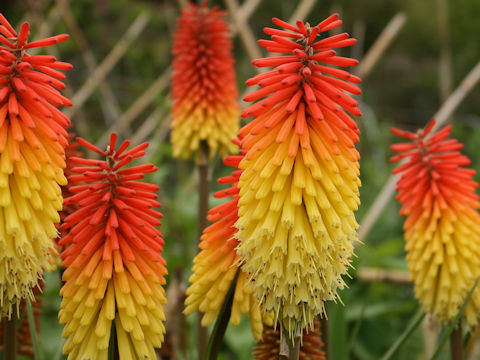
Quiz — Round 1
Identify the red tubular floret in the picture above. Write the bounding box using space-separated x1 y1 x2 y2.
272 17 298 32
23 34 69 49
0 14 17 36
263 27 302 39
17 22 30 48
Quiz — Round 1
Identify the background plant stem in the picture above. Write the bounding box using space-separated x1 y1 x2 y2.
321 308 330 360
197 141 210 359
450 320 463 360
4 312 17 360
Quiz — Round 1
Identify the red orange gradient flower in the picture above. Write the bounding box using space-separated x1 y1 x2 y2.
391 120 480 325
0 14 71 316
185 147 265 340
59 134 167 359
171 2 239 160
236 15 362 336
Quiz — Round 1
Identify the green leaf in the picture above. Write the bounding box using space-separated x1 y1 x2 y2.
329 302 348 360
205 269 239 360
26 298 42 360
347 302 366 357
380 309 425 360
430 278 480 360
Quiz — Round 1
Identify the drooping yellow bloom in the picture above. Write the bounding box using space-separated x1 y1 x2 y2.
0 15 71 316
170 3 239 160
391 120 480 325
235 15 362 336
185 152 265 340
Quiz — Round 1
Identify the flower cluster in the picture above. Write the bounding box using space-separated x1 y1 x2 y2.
0 14 71 316
171 2 239 160
59 134 167 359
185 148 265 340
236 15 361 336
391 120 480 325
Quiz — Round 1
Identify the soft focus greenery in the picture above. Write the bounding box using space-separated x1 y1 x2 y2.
5 0 480 359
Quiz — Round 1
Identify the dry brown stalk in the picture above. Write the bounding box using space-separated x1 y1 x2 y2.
95 66 172 148
356 12 407 79
129 107 164 147
65 11 150 118
437 0 453 103
289 0 317 24
224 0 263 62
356 267 411 285
55 0 121 123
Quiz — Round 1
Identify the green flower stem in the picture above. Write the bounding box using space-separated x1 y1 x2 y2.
205 270 239 360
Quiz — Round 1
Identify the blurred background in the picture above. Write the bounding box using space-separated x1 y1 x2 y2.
3 0 480 359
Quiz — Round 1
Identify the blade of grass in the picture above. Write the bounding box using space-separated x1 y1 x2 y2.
54 339 64 360
329 302 347 360
431 278 480 360
26 299 42 360
205 269 239 360
347 302 366 357
380 309 425 360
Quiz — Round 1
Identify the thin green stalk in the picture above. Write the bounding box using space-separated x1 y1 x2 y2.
347 302 366 357
26 299 41 360
54 340 65 360
205 270 239 360
380 309 425 360
4 312 17 360
431 278 479 360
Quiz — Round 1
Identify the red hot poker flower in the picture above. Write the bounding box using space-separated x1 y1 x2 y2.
59 134 167 359
391 120 480 325
185 147 266 340
236 14 361 337
0 14 72 316
170 2 239 160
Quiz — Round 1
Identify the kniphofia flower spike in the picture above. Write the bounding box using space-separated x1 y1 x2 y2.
185 147 265 340
59 134 167 359
391 120 480 325
0 14 71 316
171 2 239 160
236 14 362 336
